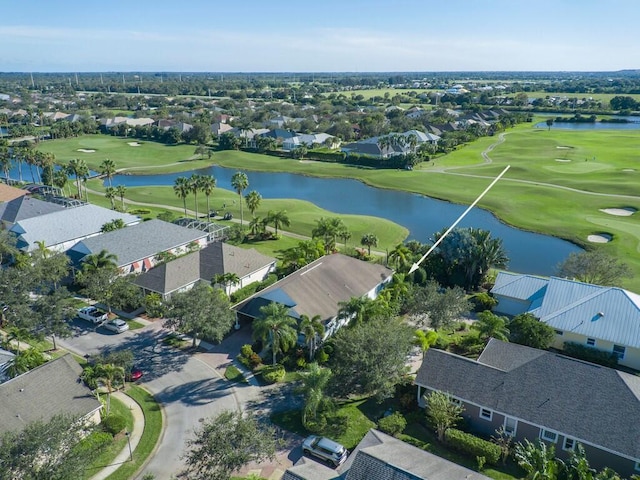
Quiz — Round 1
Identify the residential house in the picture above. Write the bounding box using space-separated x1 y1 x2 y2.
0 195 66 230
0 354 102 436
9 204 140 253
133 241 276 300
0 348 15 384
100 116 155 129
67 219 208 275
234 253 393 338
282 133 338 151
491 272 640 371
157 119 193 133
282 429 491 480
210 122 233 137
0 183 29 203
415 339 640 477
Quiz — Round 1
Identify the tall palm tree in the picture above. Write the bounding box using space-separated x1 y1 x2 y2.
249 216 267 236
212 272 240 295
252 302 298 365
100 158 117 187
96 363 125 415
312 217 346 254
173 176 190 217
115 184 127 210
39 151 55 186
105 186 117 209
360 233 378 256
266 210 290 236
189 174 202 219
299 363 332 428
67 158 88 198
82 249 118 274
245 190 262 218
231 171 249 227
299 314 325 361
199 175 216 216
0 146 11 180
52 167 70 197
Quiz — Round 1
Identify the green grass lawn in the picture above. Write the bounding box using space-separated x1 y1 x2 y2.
104 386 163 480
80 396 134 480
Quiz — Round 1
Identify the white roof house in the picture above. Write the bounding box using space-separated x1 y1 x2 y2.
10 204 140 253
491 272 640 371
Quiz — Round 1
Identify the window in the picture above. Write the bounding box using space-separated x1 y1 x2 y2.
554 329 564 336
504 417 518 436
613 344 626 360
541 429 558 443
586 338 596 347
563 437 576 451
480 408 493 421
634 461 640 472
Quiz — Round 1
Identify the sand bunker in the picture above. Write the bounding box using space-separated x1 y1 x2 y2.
127 142 141 147
77 148 95 153
588 233 612 243
623 168 635 172
556 146 571 149
600 207 636 216
555 159 571 162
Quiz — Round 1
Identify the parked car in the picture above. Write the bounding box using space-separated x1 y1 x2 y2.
126 365 143 382
302 435 347 467
223 212 233 220
77 306 108 324
208 210 218 218
103 319 129 334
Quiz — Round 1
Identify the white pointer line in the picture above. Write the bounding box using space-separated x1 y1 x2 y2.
408 165 511 274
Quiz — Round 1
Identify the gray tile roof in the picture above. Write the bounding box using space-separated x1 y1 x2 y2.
282 457 338 480
132 242 275 295
68 219 207 267
234 254 393 322
0 354 102 435
0 195 65 225
415 339 640 460
10 204 140 252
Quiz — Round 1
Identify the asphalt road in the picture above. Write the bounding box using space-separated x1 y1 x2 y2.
57 320 254 479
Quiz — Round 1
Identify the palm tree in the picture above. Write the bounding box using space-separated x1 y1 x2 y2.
173 176 190 217
116 185 127 210
104 186 117 209
6 326 32 352
245 190 262 218
82 249 118 274
96 363 125 415
231 171 249 227
0 146 11 180
360 233 378 256
52 167 70 197
39 152 55 185
6 348 46 378
299 314 325 361
189 174 202 219
337 296 374 326
312 217 347 254
252 302 298 365
199 175 216 216
388 243 411 270
100 158 117 187
67 158 88 198
414 329 438 359
299 363 332 428
249 216 267 236
266 210 290 236
472 311 510 341
212 272 240 295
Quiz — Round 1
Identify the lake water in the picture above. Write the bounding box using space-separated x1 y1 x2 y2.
535 119 640 130
110 166 582 276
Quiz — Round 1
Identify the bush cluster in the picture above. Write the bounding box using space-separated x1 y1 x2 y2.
230 274 278 303
563 342 618 368
237 344 263 370
377 411 407 437
103 414 127 436
260 364 285 384
444 428 501 465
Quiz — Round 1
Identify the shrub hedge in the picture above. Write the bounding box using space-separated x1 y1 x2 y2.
260 364 285 384
103 414 127 436
444 428 501 465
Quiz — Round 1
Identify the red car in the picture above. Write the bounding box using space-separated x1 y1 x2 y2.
126 366 143 382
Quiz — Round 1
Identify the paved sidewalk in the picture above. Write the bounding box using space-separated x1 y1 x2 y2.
90 390 145 480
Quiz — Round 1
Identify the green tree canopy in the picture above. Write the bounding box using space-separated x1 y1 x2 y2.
425 390 463 442
164 282 236 347
327 316 414 400
509 312 555 349
557 249 633 287
403 280 471 329
252 302 298 365
180 410 278 480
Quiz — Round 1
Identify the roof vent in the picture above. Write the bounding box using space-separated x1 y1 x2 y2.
597 311 604 317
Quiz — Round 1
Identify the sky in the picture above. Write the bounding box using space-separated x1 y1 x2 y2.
1 0 638 73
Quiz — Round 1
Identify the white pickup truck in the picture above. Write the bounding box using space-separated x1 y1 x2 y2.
77 306 108 324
